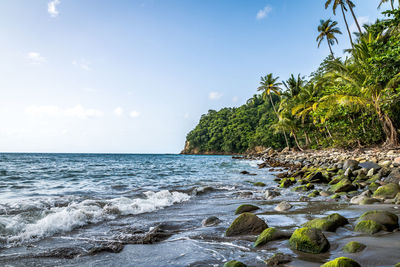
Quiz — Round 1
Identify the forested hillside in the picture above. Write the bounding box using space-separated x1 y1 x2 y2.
183 8 400 154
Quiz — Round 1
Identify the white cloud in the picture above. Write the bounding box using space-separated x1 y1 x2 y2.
209 91 223 100
232 96 239 103
350 16 370 34
256 5 272 20
25 104 103 119
129 110 141 118
114 107 124 117
73 59 92 71
27 52 46 65
48 0 61 17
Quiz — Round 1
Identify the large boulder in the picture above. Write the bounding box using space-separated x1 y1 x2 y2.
330 179 356 193
355 220 383 234
385 168 400 184
359 161 381 171
357 210 399 231
289 227 330 254
225 213 268 236
235 204 260 215
343 160 359 171
342 241 366 253
302 213 348 232
321 257 361 267
372 183 400 199
253 228 291 247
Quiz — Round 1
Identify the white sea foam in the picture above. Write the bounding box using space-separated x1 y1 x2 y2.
3 190 190 245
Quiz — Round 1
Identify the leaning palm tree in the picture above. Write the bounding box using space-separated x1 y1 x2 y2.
325 0 354 47
378 0 398 10
257 74 290 148
345 0 362 34
316 19 342 58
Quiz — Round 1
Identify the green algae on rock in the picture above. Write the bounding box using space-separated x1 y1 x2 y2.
302 213 348 232
372 183 400 199
235 204 259 215
289 227 330 254
330 178 356 193
223 260 247 267
225 212 268 237
342 241 366 253
358 210 399 231
253 228 291 247
354 220 383 234
253 182 266 187
321 257 361 267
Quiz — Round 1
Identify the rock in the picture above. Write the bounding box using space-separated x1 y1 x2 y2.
394 157 400 167
253 182 266 187
202 216 221 227
225 213 268 237
264 189 280 199
372 183 400 199
280 178 295 188
321 257 361 267
354 220 383 234
88 242 124 254
302 213 348 232
240 171 256 176
357 210 399 231
224 260 247 267
344 168 353 178
380 160 392 168
342 241 366 253
274 201 292 212
288 227 330 254
293 183 314 192
320 191 331 197
359 161 381 171
359 197 380 205
238 191 253 198
343 160 359 171
385 168 400 184
330 179 356 193
253 228 291 247
235 204 260 215
367 168 375 177
308 190 320 198
264 253 292 266
306 172 328 183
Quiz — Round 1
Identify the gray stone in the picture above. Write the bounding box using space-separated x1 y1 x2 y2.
343 160 359 171
274 201 292 212
367 168 375 177
385 168 400 184
359 161 381 171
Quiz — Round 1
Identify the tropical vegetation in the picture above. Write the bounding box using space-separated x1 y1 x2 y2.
183 3 400 154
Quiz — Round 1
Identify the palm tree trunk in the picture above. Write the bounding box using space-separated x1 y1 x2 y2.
347 1 362 34
391 0 394 11
375 103 399 147
327 39 335 58
293 131 304 151
341 4 354 48
269 94 290 148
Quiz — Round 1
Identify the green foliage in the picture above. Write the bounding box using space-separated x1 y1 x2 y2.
184 7 400 154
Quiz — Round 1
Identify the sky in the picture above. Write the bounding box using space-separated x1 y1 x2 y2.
0 0 390 153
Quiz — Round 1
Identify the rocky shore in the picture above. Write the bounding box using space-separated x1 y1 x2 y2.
223 147 400 266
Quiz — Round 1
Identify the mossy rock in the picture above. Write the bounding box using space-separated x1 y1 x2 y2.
366 174 380 184
253 182 266 187
223 260 247 267
354 220 383 234
253 227 290 247
394 263 400 267
280 178 295 188
359 197 380 205
368 182 380 192
358 210 399 231
321 257 361 267
305 171 329 183
329 175 345 185
289 227 330 254
331 194 341 199
225 213 268 237
330 179 356 193
308 190 320 198
372 183 400 199
342 241 366 253
264 253 292 266
294 183 314 192
302 213 348 232
235 204 259 215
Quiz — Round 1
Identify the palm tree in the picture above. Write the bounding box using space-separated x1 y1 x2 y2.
316 19 342 58
378 0 398 10
325 0 354 47
257 74 290 148
282 74 305 98
345 0 362 34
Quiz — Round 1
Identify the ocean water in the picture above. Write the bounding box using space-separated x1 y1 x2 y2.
0 154 265 249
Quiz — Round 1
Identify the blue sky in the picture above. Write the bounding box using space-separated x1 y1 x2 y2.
0 0 389 153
